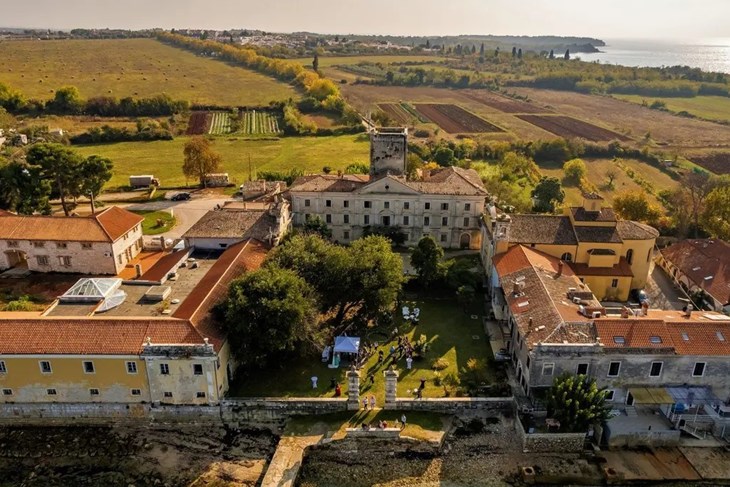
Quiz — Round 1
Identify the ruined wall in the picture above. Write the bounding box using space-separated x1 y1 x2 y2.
515 414 586 453
389 397 513 415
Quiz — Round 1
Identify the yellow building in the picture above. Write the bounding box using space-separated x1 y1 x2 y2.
482 193 659 301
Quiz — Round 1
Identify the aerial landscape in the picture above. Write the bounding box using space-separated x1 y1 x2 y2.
2 1 730 486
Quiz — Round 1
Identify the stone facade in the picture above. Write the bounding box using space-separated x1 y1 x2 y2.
515 414 586 453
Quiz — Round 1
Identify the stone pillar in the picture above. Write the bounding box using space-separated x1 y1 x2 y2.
347 366 360 410
384 366 399 409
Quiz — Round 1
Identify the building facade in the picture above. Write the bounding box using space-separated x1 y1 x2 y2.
288 128 488 249
0 206 144 275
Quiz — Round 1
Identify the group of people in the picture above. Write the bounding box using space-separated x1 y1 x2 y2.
361 394 377 410
360 414 407 431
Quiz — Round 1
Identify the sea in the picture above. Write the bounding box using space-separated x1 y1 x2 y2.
575 39 730 74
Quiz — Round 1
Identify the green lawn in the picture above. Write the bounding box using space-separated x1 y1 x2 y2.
615 94 730 122
75 134 370 189
228 297 496 403
132 210 176 235
0 38 297 106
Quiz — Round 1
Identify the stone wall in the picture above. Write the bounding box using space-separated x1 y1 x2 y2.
515 414 586 453
606 428 680 448
389 397 513 415
221 398 349 425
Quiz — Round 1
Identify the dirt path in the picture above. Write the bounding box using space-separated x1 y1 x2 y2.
261 434 324 487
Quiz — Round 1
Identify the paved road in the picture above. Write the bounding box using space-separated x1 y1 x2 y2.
124 193 230 239
644 257 689 311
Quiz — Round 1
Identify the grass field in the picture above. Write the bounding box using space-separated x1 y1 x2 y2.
76 134 370 188
614 94 730 123
0 38 297 106
293 55 448 68
132 210 176 235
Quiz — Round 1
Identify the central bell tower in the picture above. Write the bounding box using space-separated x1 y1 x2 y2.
369 127 407 178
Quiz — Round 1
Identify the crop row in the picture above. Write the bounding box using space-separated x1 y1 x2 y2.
208 111 231 135
241 110 281 135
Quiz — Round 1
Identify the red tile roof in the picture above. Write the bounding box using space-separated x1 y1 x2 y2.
660 239 730 306
595 319 675 349
94 206 144 241
668 322 730 355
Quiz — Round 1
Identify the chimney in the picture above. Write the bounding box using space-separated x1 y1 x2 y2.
528 317 533 328
621 307 630 319
641 301 649 316
557 261 564 278
513 282 521 295
135 263 143 278
685 304 693 318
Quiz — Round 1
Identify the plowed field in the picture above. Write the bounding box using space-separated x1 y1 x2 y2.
517 115 631 142
414 104 503 133
462 91 551 113
688 152 730 174
378 103 412 124
186 111 210 135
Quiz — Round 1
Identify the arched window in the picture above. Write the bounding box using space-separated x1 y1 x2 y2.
626 249 634 265
561 252 573 262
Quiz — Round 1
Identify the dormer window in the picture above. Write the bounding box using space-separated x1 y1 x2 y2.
649 336 662 344
613 336 625 345
718 331 726 342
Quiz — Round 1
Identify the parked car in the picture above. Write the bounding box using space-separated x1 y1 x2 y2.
630 289 649 304
494 348 510 362
171 192 191 201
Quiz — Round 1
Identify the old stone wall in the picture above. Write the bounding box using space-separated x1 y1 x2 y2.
221 398 349 425
389 397 513 415
515 414 586 453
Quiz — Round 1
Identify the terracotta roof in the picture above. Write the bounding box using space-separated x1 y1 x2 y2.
288 174 369 192
0 317 200 355
183 209 276 241
595 319 675 350
570 206 616 222
0 206 142 243
617 220 660 240
507 215 578 245
660 239 730 305
668 322 730 355
569 257 634 277
574 225 622 243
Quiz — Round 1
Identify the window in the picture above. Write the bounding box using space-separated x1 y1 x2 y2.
325 199 332 207
463 217 470 227
81 242 93 250
58 256 72 267
560 252 573 262
424 216 430 226
39 361 52 374
693 362 706 377
131 389 141 396
304 214 310 222
193 364 203 375
47 388 57 395
649 336 662 344
384 201 390 209
424 202 431 210
343 200 350 208
649 361 663 377
56 242 67 249
126 361 137 374
216 359 220 370
717 331 726 342
440 234 447 243
196 392 206 398
363 215 370 225
33 241 45 248
325 214 332 224
6 241 18 248
577 363 589 375
464 203 471 211
160 363 169 375
2 389 12 396
343 214 350 224
611 279 619 288
89 388 100 396
364 201 372 209
343 231 350 240
0 361 5 374
441 217 448 226
605 390 615 401
382 216 390 226
403 202 410 210
441 203 449 211
403 216 410 225
608 361 621 377
647 248 652 262
36 256 49 266
163 392 173 398
83 361 95 374
626 249 634 265
118 254 123 265
304 199 311 207
542 363 555 376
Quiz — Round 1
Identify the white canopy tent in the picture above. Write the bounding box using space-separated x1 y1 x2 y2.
333 336 360 355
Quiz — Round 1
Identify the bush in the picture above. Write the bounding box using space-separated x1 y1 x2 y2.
431 357 450 371
4 296 35 311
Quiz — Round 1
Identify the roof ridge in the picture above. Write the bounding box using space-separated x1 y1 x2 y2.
92 206 115 241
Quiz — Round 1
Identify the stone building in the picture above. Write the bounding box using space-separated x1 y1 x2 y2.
287 128 488 249
0 206 144 275
482 193 659 301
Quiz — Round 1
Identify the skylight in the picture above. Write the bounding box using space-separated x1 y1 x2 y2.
681 332 690 341
649 336 662 344
613 336 625 344
692 267 701 271
718 331 726 342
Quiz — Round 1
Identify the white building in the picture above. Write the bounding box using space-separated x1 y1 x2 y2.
287 129 488 249
0 206 144 275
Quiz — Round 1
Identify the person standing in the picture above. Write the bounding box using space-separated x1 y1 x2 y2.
401 414 407 430
369 395 376 410
406 356 413 370
419 378 426 390
311 376 318 389
362 397 368 410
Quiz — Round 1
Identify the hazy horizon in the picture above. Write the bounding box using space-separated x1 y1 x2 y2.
1 0 728 42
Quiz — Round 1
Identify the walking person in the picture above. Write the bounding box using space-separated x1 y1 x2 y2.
401 414 407 430
406 356 413 370
362 397 368 410
419 378 426 390
369 394 376 410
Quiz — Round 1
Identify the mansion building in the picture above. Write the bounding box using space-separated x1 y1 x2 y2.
287 128 488 249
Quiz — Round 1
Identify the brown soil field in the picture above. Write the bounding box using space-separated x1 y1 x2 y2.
461 90 552 113
378 103 412 124
414 103 503 133
518 114 631 142
686 152 730 174
186 111 210 135
511 88 730 149
302 112 343 129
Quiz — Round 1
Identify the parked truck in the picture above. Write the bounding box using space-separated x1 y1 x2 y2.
129 175 160 188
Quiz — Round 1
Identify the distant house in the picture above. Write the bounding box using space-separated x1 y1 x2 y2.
0 206 144 275
658 239 730 313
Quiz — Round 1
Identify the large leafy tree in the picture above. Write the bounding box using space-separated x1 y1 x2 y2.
182 137 222 187
531 176 564 213
701 185 730 240
76 155 113 213
563 158 587 184
222 266 321 368
26 143 83 216
48 85 84 114
302 215 332 239
546 373 610 433
410 236 444 288
348 235 404 319
612 190 662 224
0 161 52 215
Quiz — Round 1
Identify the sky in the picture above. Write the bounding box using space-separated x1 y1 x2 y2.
1 0 729 42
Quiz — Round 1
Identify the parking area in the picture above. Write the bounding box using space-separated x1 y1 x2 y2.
645 258 689 311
